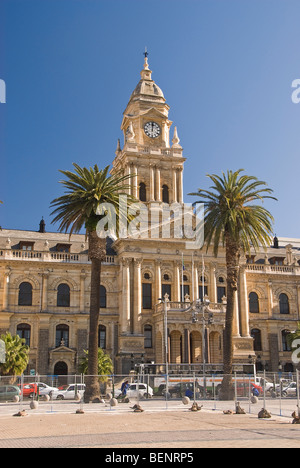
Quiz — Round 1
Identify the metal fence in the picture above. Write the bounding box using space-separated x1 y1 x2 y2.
0 371 299 419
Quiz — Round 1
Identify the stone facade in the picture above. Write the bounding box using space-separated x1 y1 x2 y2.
0 57 299 375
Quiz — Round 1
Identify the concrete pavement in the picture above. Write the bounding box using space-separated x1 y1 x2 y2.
0 400 299 448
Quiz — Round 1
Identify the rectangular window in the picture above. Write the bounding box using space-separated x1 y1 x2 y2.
162 284 172 301
142 283 152 309
199 285 208 302
180 284 190 302
217 286 226 303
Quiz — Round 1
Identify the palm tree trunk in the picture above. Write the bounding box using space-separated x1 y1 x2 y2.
220 232 240 400
84 230 106 403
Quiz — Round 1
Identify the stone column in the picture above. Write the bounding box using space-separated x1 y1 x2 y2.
267 281 273 317
150 165 155 201
209 263 217 304
2 271 10 310
172 169 177 203
239 266 250 337
155 261 162 303
80 270 86 313
177 168 183 204
156 166 161 202
133 258 142 334
174 261 181 302
41 272 49 312
192 263 199 302
133 165 138 199
121 259 131 333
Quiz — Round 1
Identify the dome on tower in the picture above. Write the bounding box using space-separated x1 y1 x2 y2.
129 55 165 103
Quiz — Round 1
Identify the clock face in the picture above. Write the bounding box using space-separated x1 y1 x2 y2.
144 121 161 139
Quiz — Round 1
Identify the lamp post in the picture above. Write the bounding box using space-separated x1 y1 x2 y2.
192 298 212 397
158 294 169 408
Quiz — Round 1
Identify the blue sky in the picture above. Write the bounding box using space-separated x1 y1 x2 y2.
1 0 300 237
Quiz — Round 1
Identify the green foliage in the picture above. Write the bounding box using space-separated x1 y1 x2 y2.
0 332 29 378
79 348 113 380
50 163 136 235
189 169 277 256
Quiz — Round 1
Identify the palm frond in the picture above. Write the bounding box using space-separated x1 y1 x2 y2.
189 169 277 256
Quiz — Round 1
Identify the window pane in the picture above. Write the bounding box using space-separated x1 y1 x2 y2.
181 284 190 302
217 287 226 304
57 284 70 307
144 325 153 348
142 283 152 309
56 325 69 347
162 284 171 301
99 286 107 308
98 325 106 349
18 282 32 306
249 292 259 313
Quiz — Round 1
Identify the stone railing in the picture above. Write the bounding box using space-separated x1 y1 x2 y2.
0 249 116 265
246 264 298 275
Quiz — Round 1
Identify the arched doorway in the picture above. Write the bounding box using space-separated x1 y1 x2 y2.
54 361 68 376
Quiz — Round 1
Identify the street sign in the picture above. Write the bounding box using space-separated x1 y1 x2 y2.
0 339 6 364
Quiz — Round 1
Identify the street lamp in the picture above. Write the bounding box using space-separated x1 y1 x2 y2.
158 294 170 406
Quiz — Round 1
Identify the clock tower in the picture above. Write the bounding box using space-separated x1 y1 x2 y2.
112 54 186 205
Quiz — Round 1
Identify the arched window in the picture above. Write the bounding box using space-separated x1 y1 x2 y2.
144 325 153 348
17 323 31 347
282 330 292 352
55 324 69 348
57 283 70 307
162 185 169 204
98 325 107 349
251 328 262 351
99 285 107 308
139 182 147 202
279 293 290 315
18 282 33 306
249 292 260 314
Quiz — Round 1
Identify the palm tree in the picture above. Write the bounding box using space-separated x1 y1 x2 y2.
50 163 135 402
189 169 276 399
0 332 29 383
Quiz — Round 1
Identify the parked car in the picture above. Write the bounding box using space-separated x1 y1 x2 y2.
236 382 263 397
282 382 299 398
19 383 39 398
35 382 59 397
115 383 153 399
157 383 204 399
51 384 86 400
0 385 21 401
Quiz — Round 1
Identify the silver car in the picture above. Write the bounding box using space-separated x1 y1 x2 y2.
51 383 86 400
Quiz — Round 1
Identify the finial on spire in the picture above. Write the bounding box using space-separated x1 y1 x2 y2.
143 47 150 71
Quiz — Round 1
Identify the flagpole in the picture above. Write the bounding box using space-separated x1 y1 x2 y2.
181 253 184 303
192 253 194 302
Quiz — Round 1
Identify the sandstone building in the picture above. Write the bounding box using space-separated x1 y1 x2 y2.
0 56 299 376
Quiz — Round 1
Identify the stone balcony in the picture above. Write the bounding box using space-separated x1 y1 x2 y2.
0 249 116 265
245 263 299 275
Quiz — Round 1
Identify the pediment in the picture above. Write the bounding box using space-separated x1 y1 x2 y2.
50 346 76 356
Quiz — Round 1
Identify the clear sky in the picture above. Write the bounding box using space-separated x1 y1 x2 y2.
1 0 300 237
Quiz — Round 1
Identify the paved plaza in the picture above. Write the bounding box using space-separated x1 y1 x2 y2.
0 399 300 448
